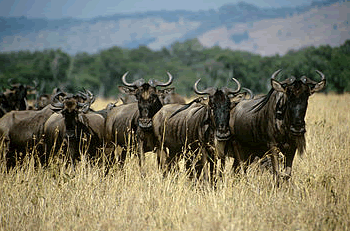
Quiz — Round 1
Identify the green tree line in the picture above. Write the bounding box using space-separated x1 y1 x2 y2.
1 39 349 98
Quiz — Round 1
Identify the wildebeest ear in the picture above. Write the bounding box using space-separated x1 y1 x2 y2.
157 88 172 98
162 87 175 94
118 86 136 95
310 79 326 94
271 79 286 93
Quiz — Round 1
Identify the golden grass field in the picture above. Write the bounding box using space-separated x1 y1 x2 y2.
1 93 349 230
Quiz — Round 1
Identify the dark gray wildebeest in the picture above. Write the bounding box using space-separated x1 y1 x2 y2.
152 77 242 180
229 69 326 180
43 90 105 165
105 72 173 168
34 87 65 110
0 82 37 117
0 91 67 168
0 105 56 168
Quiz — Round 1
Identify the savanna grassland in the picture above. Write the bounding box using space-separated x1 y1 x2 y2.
0 93 349 231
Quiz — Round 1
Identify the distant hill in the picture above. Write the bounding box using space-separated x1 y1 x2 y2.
1 0 348 56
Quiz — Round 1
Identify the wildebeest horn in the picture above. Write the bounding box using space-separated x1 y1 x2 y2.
51 91 65 108
193 79 215 95
271 69 283 81
86 89 95 104
226 77 241 94
149 71 174 87
121 72 133 86
78 88 95 103
301 70 326 86
121 71 145 87
316 70 325 81
31 80 38 89
242 87 254 99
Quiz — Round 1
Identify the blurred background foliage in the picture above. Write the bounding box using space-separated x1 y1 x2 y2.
1 38 349 98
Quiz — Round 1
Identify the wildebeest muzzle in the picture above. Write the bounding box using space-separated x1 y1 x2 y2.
215 129 231 141
138 118 153 129
290 123 306 136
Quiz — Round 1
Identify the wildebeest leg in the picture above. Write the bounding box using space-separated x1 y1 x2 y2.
6 149 16 170
137 140 146 168
1 137 14 170
282 145 297 180
156 145 169 176
65 137 79 170
119 148 127 168
196 147 211 181
266 146 284 184
231 140 246 174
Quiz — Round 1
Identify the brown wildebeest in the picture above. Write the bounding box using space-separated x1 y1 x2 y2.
229 70 326 180
152 77 242 180
105 72 173 168
159 87 186 104
44 90 105 165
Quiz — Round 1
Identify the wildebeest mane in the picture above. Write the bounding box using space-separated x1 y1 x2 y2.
250 88 275 113
169 97 204 119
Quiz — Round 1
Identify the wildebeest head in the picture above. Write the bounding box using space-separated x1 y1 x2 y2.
118 71 173 129
51 90 92 138
194 77 241 141
270 69 326 136
0 82 36 113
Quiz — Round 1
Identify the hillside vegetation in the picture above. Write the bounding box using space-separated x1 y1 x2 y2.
0 93 349 230
1 39 350 99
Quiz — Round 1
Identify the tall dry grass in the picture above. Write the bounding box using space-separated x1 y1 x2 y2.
1 93 349 231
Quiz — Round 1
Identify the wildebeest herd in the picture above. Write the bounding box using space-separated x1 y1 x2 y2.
0 70 326 182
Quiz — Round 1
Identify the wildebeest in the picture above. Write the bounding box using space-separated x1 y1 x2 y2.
43 90 105 164
118 94 137 104
0 104 58 168
159 88 186 104
0 82 36 117
105 72 173 168
152 77 242 180
228 70 326 179
34 87 64 110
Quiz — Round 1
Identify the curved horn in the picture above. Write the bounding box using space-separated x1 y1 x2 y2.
271 69 283 80
86 89 95 104
122 72 146 87
242 87 254 99
316 70 325 81
121 71 134 87
310 70 326 93
193 79 210 95
51 91 65 108
151 72 174 87
227 77 241 94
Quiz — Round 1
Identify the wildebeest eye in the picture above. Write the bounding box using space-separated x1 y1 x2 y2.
301 76 307 83
290 76 296 83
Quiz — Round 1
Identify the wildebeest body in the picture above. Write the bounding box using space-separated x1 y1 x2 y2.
153 78 242 179
229 70 326 178
105 72 173 168
0 105 56 167
153 102 208 156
